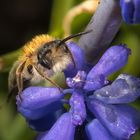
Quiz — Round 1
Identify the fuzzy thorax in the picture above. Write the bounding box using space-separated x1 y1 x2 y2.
19 34 53 60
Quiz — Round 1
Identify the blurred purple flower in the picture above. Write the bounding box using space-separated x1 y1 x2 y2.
16 42 140 140
120 0 140 24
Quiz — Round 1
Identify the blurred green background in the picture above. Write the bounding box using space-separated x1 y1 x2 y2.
0 0 140 140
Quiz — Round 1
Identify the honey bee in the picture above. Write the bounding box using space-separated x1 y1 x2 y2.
8 30 92 101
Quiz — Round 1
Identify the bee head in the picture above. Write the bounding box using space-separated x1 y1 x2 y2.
37 30 92 72
37 40 71 71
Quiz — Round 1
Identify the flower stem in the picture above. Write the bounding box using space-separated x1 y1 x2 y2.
78 0 122 63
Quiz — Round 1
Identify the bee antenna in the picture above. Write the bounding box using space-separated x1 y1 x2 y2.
58 29 92 46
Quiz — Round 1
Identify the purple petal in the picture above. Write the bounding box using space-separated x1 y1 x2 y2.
69 90 86 126
86 119 117 140
17 87 62 109
18 100 63 121
84 74 108 91
38 113 75 140
64 42 86 77
66 71 87 88
36 132 47 140
17 87 63 120
92 73 140 104
120 0 134 24
28 108 66 131
87 99 140 139
120 0 140 24
84 44 131 91
87 44 131 77
133 0 140 23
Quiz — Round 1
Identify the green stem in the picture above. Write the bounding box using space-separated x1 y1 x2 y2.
49 0 75 35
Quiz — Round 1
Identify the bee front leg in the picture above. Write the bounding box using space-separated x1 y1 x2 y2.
16 72 23 101
16 61 26 101
33 65 63 92
43 75 63 91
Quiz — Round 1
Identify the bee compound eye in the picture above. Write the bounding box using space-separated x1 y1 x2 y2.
40 59 52 69
45 49 52 54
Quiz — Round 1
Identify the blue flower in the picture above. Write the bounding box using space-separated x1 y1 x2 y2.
120 0 140 24
16 42 140 140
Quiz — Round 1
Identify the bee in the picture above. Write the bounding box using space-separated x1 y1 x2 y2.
8 30 91 102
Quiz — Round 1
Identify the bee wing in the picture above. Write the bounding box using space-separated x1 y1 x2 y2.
8 60 31 102
8 61 20 102
8 61 19 93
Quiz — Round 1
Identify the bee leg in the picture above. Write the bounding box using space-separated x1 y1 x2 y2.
33 65 62 91
44 75 63 92
16 73 23 101
16 61 26 101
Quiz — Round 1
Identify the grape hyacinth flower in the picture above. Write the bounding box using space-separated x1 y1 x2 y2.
16 42 140 140
120 0 140 24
